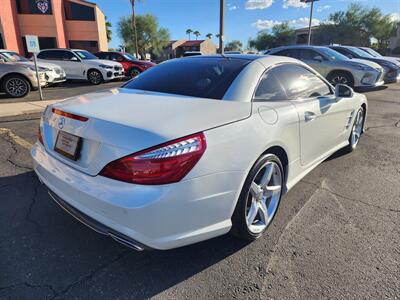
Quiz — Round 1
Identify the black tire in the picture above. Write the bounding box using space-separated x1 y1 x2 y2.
231 153 284 241
87 69 103 85
327 71 354 87
129 67 141 78
2 75 31 98
345 107 365 153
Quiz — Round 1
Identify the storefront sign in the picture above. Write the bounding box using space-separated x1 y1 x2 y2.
36 0 50 14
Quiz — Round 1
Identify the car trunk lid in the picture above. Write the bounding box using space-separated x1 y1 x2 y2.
41 88 251 176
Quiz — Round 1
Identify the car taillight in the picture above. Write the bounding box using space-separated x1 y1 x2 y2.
99 132 206 185
52 108 88 122
38 126 44 145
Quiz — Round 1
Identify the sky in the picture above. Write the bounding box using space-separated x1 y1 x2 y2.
92 0 400 49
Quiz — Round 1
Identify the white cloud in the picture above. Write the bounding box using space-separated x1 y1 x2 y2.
289 17 320 28
389 12 400 22
245 0 273 10
252 19 282 30
317 5 331 12
228 5 239 10
283 0 307 9
252 17 321 30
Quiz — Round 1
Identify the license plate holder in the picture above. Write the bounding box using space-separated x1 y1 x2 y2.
54 131 82 161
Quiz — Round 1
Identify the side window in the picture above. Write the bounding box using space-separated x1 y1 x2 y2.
272 64 332 99
110 53 122 62
300 49 324 60
60 51 75 61
333 48 351 58
253 71 287 101
96 52 108 59
38 50 62 60
274 49 300 59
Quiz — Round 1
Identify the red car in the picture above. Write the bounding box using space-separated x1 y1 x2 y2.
95 51 156 77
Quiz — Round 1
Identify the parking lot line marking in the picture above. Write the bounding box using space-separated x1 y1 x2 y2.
0 128 33 150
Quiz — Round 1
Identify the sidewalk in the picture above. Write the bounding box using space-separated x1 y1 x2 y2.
0 99 63 118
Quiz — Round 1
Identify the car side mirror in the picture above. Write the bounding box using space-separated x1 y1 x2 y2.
70 56 79 62
347 54 353 59
335 84 354 98
313 55 323 62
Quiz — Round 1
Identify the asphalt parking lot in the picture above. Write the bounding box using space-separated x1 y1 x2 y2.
0 80 124 104
0 84 399 299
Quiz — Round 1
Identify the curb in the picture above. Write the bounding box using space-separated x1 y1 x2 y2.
0 99 63 118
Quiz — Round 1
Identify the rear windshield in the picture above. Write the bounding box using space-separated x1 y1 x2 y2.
123 57 250 100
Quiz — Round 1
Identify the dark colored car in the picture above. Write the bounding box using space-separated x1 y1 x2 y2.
95 52 156 78
328 45 400 83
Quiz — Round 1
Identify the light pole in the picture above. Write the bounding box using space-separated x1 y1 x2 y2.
219 0 225 54
300 0 319 45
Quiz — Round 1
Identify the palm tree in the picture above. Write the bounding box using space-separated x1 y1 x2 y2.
216 33 221 38
194 31 201 40
186 29 193 40
130 0 140 58
105 16 112 43
206 33 213 39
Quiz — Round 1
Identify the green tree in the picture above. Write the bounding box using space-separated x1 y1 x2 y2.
186 29 193 40
105 16 112 43
224 40 242 51
206 33 213 39
313 4 397 50
193 30 201 40
118 14 170 58
249 23 295 51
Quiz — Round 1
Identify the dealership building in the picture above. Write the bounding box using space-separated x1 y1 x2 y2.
0 0 108 55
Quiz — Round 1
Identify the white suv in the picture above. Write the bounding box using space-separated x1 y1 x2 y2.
37 49 124 85
0 49 66 86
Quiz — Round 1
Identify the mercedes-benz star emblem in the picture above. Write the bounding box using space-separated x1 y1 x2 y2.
58 117 65 129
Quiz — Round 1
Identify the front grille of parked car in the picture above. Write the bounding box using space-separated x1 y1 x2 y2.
114 66 122 71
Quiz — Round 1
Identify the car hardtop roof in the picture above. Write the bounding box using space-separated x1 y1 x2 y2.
271 45 331 51
177 54 303 66
187 54 261 61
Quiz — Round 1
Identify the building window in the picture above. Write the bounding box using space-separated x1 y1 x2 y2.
21 36 57 57
69 40 98 53
0 33 4 49
16 0 53 15
64 1 95 21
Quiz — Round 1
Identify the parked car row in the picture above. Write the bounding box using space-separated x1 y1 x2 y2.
264 45 400 88
0 48 156 98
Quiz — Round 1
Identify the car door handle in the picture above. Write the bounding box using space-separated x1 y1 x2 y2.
304 111 317 122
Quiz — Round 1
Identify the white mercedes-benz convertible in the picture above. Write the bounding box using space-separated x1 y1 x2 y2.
32 55 367 250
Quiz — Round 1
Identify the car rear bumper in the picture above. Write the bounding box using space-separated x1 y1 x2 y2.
32 142 243 250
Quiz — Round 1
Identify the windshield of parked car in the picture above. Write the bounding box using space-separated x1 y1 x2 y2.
319 48 349 61
0 52 29 62
363 48 382 57
348 47 375 58
73 50 98 60
123 53 138 61
123 57 250 100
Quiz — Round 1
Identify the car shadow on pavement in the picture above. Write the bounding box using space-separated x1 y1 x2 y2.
354 85 388 94
0 171 251 299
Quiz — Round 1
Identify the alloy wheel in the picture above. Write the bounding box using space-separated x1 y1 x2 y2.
245 161 282 234
331 75 348 85
130 68 141 78
5 78 28 97
88 71 102 85
350 108 364 148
